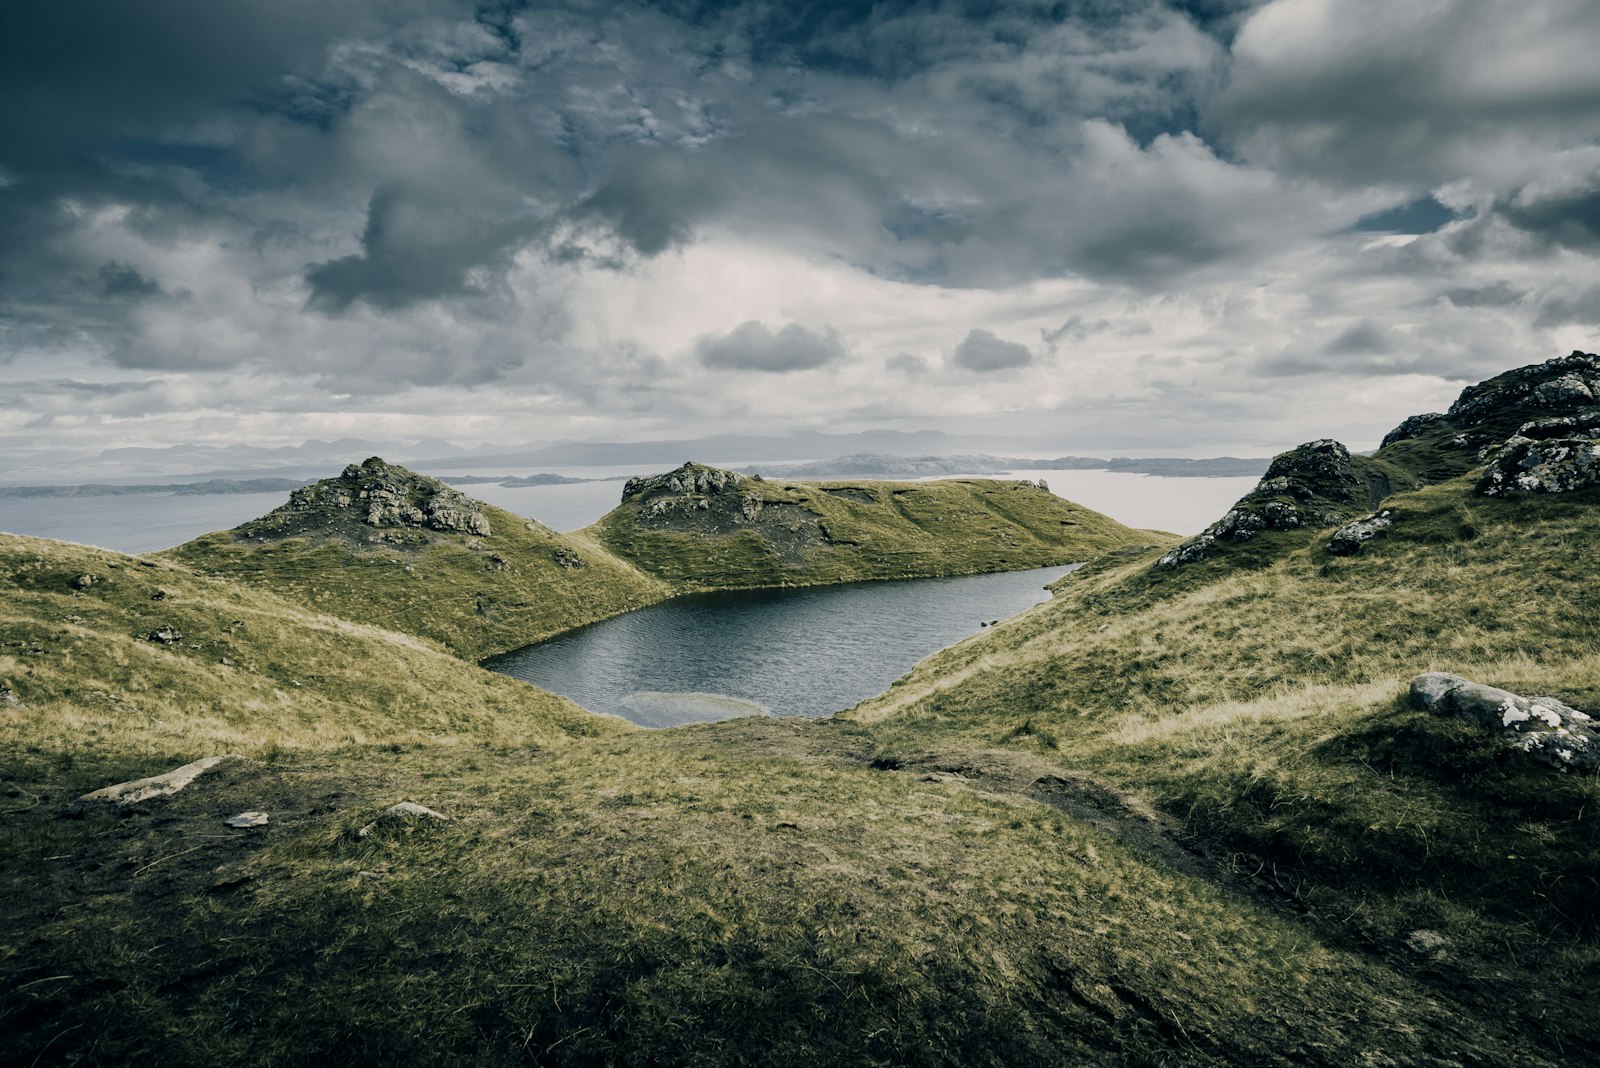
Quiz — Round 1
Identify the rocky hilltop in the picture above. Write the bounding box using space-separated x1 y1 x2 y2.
237 457 493 545
1161 352 1600 565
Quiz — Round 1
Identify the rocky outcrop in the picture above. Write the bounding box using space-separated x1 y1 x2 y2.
1328 511 1394 555
1378 353 1600 478
616 462 830 562
1410 672 1598 772
623 462 748 502
78 755 237 804
239 457 491 544
1158 440 1369 566
1476 410 1600 496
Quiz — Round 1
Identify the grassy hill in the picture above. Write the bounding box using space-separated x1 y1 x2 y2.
585 462 1165 590
164 458 670 660
5 354 1600 1064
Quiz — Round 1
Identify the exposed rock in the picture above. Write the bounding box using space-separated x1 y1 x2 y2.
1409 672 1598 772
146 627 182 645
149 588 168 601
1158 440 1366 566
1447 352 1600 426
239 457 491 544
1405 930 1451 958
1328 511 1394 555
0 687 19 707
78 755 237 804
357 801 450 837
224 811 269 828
622 461 748 502
553 548 585 569
1476 411 1600 496
72 573 98 589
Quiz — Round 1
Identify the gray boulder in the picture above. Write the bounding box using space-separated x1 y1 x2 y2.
1409 672 1598 772
1476 412 1600 497
1328 511 1394 555
357 801 451 838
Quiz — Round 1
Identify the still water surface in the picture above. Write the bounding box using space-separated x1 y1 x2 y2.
486 564 1078 727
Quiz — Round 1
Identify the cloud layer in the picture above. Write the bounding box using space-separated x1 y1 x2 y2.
2 0 1600 466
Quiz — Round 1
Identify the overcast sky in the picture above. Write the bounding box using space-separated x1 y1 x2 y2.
4 0 1600 467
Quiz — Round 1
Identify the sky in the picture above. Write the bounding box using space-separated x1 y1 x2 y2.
4 0 1600 470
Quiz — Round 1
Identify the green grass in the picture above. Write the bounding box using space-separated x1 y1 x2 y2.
6 447 1600 1062
0 533 620 760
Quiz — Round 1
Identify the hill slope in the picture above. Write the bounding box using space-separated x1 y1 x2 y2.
164 458 669 660
0 532 619 762
585 462 1165 590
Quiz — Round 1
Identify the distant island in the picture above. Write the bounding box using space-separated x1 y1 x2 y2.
740 452 1269 479
0 472 628 499
0 477 314 499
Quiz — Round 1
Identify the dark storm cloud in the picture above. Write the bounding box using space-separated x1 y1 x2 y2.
1215 0 1600 186
98 263 164 301
695 321 846 373
951 328 1033 372
1443 281 1526 309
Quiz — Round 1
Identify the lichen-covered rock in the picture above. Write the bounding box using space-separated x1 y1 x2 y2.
1476 412 1600 496
1409 672 1598 773
1328 511 1393 555
1447 352 1600 426
240 457 491 543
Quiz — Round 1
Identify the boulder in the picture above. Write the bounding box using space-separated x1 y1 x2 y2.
622 462 748 502
1409 672 1598 772
1328 511 1394 555
1476 412 1600 497
146 627 182 645
78 755 238 804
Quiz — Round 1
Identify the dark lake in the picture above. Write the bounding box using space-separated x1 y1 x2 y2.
485 564 1078 728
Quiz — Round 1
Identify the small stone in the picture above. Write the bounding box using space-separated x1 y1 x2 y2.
146 627 182 646
0 688 18 707
149 588 168 601
1405 930 1451 956
357 801 450 838
72 574 97 589
224 811 269 828
357 870 384 881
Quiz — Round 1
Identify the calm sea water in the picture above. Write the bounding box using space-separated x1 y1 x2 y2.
0 466 1253 553
486 565 1079 727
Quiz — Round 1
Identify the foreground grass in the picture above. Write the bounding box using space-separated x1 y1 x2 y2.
847 477 1600 1054
0 722 1551 1066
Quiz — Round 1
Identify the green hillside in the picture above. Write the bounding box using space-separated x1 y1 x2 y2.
585 461 1165 590
164 458 670 660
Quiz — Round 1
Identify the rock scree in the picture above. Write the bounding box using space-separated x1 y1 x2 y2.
1410 672 1598 772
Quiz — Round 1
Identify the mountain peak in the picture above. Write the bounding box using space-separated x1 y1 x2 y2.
237 456 492 545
